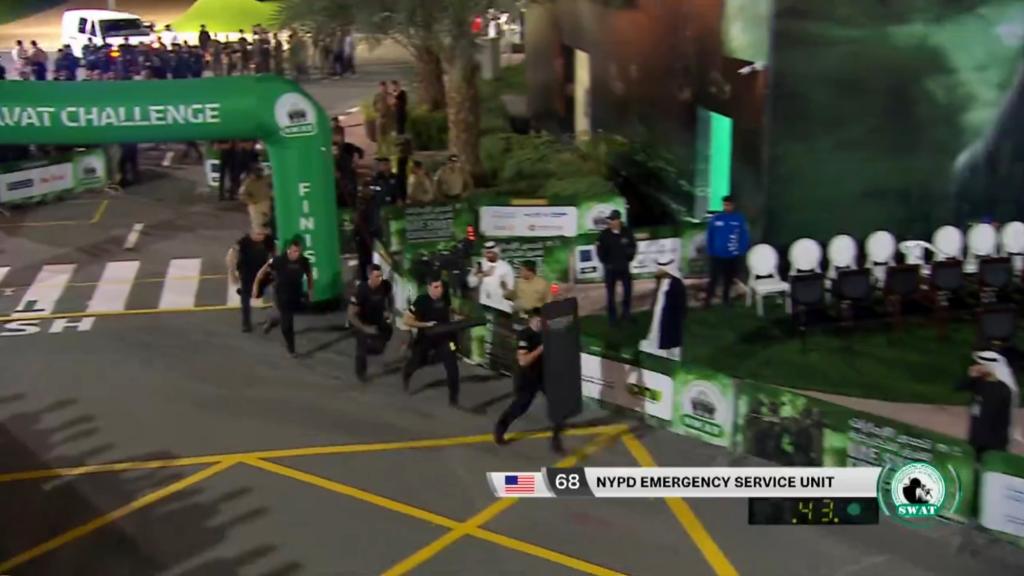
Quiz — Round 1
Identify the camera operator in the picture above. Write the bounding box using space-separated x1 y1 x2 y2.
349 264 394 382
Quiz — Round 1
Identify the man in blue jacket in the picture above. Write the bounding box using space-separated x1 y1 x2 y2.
705 196 750 307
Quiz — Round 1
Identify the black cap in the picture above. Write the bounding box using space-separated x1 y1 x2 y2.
521 260 537 272
608 209 622 221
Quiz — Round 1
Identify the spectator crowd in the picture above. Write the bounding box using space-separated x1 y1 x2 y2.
3 23 357 82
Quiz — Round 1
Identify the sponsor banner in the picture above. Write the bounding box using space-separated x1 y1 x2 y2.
734 379 976 521
73 148 107 190
672 369 736 448
405 204 458 243
489 238 571 284
574 236 683 283
580 352 674 421
0 103 222 129
273 92 318 138
480 206 578 238
466 307 520 375
681 221 709 277
372 242 414 315
979 451 1024 542
0 161 73 203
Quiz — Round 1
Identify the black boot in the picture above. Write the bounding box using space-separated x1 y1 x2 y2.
494 421 509 445
550 432 565 455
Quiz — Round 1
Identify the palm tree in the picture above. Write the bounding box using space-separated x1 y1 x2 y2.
276 0 488 174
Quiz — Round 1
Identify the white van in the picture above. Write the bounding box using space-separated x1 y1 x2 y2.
61 10 157 57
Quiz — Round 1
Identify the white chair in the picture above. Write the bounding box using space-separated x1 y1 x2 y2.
788 237 823 276
1000 221 1024 276
965 222 998 274
745 243 790 317
826 234 858 279
899 240 931 266
932 225 964 261
865 230 896 286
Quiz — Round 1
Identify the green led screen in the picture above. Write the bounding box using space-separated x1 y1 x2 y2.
696 108 734 213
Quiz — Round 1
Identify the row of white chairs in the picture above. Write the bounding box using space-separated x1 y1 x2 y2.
744 222 1024 316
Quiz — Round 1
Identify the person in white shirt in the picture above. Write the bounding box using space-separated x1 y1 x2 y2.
467 241 515 313
343 31 356 75
12 40 28 79
160 25 178 47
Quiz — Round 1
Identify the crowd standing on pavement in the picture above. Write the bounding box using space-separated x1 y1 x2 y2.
7 24 357 83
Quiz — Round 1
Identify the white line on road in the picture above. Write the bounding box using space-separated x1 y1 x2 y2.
87 261 140 313
158 259 202 309
0 266 8 287
14 264 76 315
123 223 145 250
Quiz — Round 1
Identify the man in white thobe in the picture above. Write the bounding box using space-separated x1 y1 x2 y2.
467 241 515 313
640 256 687 360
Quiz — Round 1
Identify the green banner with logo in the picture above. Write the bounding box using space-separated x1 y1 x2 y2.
734 380 975 521
671 368 736 448
0 77 340 303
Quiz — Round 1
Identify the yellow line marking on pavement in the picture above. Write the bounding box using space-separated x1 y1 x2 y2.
0 200 111 228
0 426 627 483
244 458 625 575
89 199 109 224
382 428 627 576
245 457 462 527
471 527 626 576
621 432 739 576
0 459 237 574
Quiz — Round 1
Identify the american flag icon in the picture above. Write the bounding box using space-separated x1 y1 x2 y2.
504 474 536 495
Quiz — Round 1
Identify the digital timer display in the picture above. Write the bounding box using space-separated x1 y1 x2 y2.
748 498 879 525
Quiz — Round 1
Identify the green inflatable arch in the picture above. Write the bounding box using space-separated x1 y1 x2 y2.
0 76 340 303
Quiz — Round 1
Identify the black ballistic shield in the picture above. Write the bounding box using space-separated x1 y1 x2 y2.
542 297 582 422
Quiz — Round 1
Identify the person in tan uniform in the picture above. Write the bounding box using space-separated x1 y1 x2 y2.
504 260 552 313
406 160 435 205
373 81 395 141
434 154 474 201
239 163 273 230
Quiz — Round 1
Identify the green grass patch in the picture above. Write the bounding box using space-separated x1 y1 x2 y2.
581 304 978 405
172 0 279 32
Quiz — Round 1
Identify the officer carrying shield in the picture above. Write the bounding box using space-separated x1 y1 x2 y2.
494 307 565 454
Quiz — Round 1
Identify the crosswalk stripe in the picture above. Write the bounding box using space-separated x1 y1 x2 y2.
0 267 9 286
87 261 140 312
158 258 202 309
14 264 76 315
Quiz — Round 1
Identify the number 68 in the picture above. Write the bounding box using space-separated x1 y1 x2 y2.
555 473 580 490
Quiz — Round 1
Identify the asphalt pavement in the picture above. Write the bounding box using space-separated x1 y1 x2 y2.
1 58 1024 576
